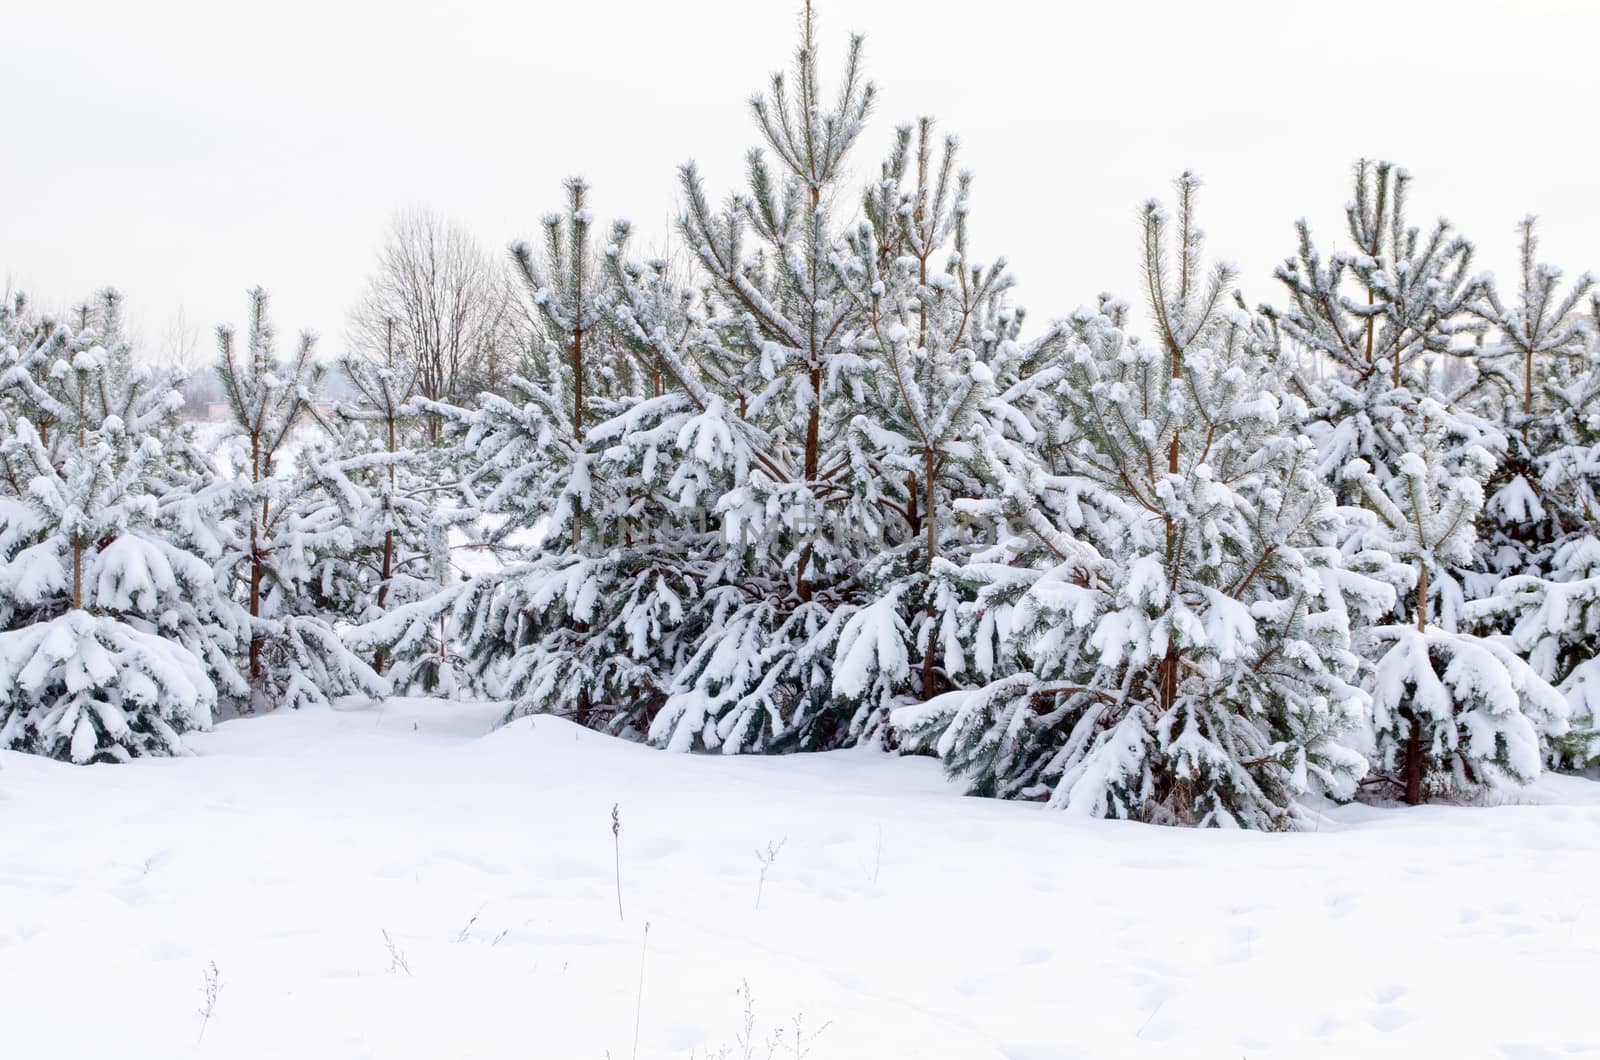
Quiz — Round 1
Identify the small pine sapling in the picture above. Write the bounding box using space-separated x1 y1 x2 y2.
1345 408 1569 802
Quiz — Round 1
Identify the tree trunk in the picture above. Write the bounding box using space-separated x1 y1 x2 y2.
1524 346 1534 416
904 472 920 538
72 375 86 609
1159 340 1183 720
572 323 585 442
1403 707 1425 806
71 536 82 610
1404 561 1430 804
795 377 820 603
248 513 264 685
373 405 398 675
373 531 393 675
920 448 938 700
1366 287 1375 369
571 274 585 554
795 180 823 604
248 431 265 695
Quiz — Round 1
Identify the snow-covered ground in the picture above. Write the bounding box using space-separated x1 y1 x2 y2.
3 700 1598 1059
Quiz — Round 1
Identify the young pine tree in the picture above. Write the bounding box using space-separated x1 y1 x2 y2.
415 184 712 734
320 338 464 693
0 292 67 458
1344 406 1568 802
0 296 221 761
214 289 386 711
1270 161 1497 533
644 2 885 752
1472 294 1600 765
836 119 1007 708
896 178 1390 828
1463 219 1594 601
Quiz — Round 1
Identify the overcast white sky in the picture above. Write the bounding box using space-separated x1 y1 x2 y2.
4 0 1597 361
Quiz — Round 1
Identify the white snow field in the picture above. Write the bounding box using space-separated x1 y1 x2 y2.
3 699 1598 1059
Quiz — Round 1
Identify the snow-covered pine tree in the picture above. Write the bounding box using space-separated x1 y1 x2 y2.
819 117 1009 724
1265 165 1580 797
0 294 220 761
1475 218 1596 420
895 177 1389 828
478 180 652 728
1269 161 1496 513
1464 218 1593 601
441 6 1021 752
401 181 712 734
318 331 464 693
508 176 614 548
674 0 872 601
635 1 891 752
1471 292 1600 765
0 293 67 460
214 288 386 711
1343 405 1569 802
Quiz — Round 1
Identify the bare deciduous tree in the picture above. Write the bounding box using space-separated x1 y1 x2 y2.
348 211 527 439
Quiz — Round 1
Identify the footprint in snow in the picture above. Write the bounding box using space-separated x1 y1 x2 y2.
1369 1007 1415 1033
1368 984 1413 1033
1310 1013 1346 1037
1219 923 1257 964
1324 892 1359 919
1014 944 1052 967
1498 1045 1565 1060
1372 983 1406 1004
